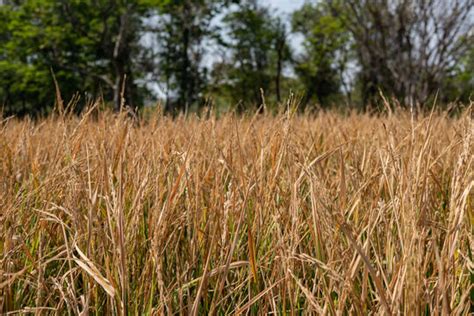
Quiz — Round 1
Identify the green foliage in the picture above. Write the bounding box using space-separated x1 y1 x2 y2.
155 1 219 113
210 0 291 111
0 1 57 115
291 1 351 108
0 0 156 116
442 43 474 103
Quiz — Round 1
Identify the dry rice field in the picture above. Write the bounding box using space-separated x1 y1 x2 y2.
0 107 473 315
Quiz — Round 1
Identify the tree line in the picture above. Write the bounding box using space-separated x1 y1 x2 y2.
0 0 472 116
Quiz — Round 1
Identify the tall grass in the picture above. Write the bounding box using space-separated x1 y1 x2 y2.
0 105 472 315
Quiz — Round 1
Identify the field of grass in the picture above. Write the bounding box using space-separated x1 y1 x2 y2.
0 106 473 315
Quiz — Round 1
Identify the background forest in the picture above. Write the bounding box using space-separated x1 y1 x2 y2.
0 0 473 116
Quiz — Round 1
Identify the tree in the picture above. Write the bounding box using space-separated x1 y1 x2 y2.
0 0 155 116
337 0 474 106
0 0 63 116
151 0 232 114
273 17 291 103
211 0 291 111
440 35 474 104
291 1 351 108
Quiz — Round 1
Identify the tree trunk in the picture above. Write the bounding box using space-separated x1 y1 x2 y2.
275 41 283 103
179 4 191 112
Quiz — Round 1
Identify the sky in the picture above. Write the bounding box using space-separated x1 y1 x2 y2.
262 0 307 14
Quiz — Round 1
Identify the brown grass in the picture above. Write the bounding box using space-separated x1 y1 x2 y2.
0 106 472 315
